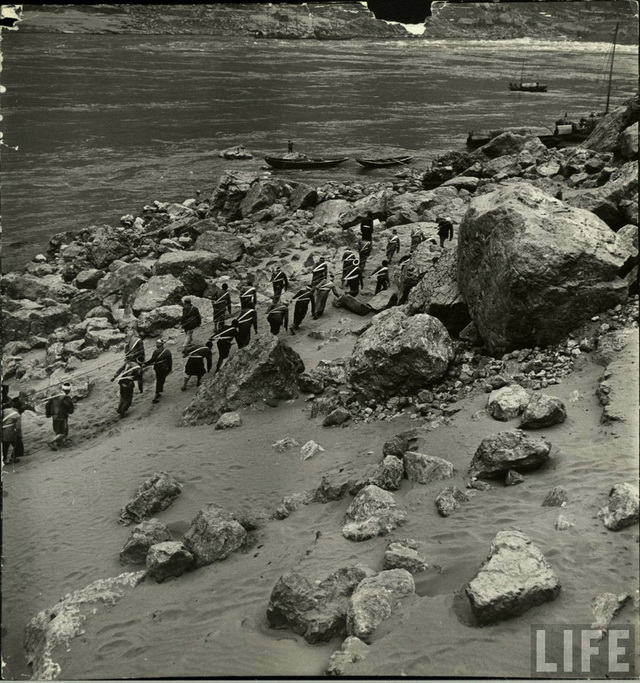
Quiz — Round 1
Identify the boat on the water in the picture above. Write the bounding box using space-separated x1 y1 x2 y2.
263 154 349 169
355 155 413 168
508 60 548 92
467 127 561 150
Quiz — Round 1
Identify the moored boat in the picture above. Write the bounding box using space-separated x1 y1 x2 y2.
355 155 413 168
263 154 349 169
466 127 563 150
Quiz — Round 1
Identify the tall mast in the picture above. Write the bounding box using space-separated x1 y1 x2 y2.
520 59 525 86
605 22 619 114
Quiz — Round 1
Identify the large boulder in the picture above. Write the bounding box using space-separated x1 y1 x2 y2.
154 250 221 278
342 485 407 541
582 95 639 157
266 565 376 644
119 518 173 565
520 393 567 429
383 540 429 573
181 335 304 425
136 305 183 337
458 184 631 353
346 569 415 641
598 483 639 531
313 199 351 225
118 472 183 526
469 430 551 479
403 451 455 484
132 275 186 314
348 309 454 400
208 170 260 220
618 121 639 161
1 272 77 303
2 303 75 342
466 530 560 625
86 225 135 269
75 269 106 290
193 231 245 264
182 503 247 566
94 262 150 300
486 384 531 421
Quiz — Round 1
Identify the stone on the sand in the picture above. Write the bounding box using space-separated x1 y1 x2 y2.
300 440 325 460
486 385 530 421
366 456 405 492
315 467 358 503
591 593 631 639
274 489 316 520
266 564 376 644
119 518 172 565
383 540 429 573
348 309 454 400
504 469 525 486
555 514 575 531
132 274 186 314
383 431 417 458
271 436 299 453
215 411 242 430
403 451 455 484
24 571 146 681
323 407 351 427
118 472 183 526
457 183 631 353
154 250 221 278
346 569 415 642
469 430 552 479
466 530 561 625
326 636 370 676
342 485 406 542
145 541 194 583
542 486 568 507
435 486 469 517
599 483 639 531
520 393 567 429
181 335 304 425
182 503 247 567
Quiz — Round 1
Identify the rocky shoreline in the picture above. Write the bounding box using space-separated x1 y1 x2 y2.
3 96 638 679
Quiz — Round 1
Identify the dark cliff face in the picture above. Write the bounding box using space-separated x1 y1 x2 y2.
367 0 432 22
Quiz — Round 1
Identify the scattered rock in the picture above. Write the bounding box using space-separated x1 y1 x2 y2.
466 530 561 625
145 541 194 583
555 514 575 531
326 636 370 676
342 485 406 541
469 430 552 479
520 393 567 429
435 486 469 516
274 489 316 519
599 483 639 531
542 486 568 507
215 411 243 430
591 593 632 639
316 466 358 503
382 430 417 458
504 469 525 486
301 440 325 460
486 384 530 421
323 407 351 427
271 437 299 453
118 472 183 526
119 518 172 565
182 503 247 566
383 540 428 573
403 451 455 484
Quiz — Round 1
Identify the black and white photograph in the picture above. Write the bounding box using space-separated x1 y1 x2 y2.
1 0 638 679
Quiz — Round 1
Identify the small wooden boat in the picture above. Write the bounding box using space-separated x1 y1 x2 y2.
508 60 548 92
263 154 349 170
355 155 413 168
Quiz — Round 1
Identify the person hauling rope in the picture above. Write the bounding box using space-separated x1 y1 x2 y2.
310 257 329 290
341 249 358 284
181 297 202 351
212 283 232 333
270 266 289 303
360 217 374 242
313 278 340 319
266 301 289 335
371 260 390 295
2 403 22 464
290 286 316 334
236 307 258 349
386 228 400 262
45 382 75 450
239 280 257 311
181 342 213 390
212 321 238 372
124 328 145 364
357 239 372 272
145 339 173 404
111 358 144 417
410 227 425 253
344 261 364 297
437 216 454 247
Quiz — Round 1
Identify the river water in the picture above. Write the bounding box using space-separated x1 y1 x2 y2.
1 34 638 269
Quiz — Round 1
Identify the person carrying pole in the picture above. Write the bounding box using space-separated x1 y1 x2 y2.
357 239 372 272
124 328 145 364
266 301 289 335
344 261 364 297
313 278 339 319
45 382 75 449
410 228 425 253
236 307 258 349
437 217 454 248
270 266 289 303
239 280 257 311
386 228 400 262
212 321 238 372
181 297 202 351
146 339 173 403
2 403 22 464
342 249 358 284
371 260 390 295
181 342 213 390
212 283 232 333
290 286 316 334
111 358 144 417
310 257 329 290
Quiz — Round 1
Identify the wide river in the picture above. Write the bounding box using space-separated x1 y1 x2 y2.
1 34 638 269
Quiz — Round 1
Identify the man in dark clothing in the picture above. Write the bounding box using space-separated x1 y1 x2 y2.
236 307 258 349
371 260 390 295
310 258 329 290
182 342 213 390
111 359 144 417
290 286 316 333
360 217 374 242
288 140 294 153
342 250 358 284
270 266 289 303
345 263 364 297
313 279 339 319
437 217 454 248
45 382 75 449
213 321 238 372
2 404 22 464
146 339 172 403
386 229 400 262
212 284 232 333
357 239 372 272
124 329 145 364
266 301 289 335
399 264 420 304
239 281 257 311
410 228 425 253
181 297 202 351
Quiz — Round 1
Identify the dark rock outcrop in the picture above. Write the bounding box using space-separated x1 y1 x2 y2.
469 430 551 479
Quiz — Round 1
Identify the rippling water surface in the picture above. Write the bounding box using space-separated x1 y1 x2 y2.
2 34 638 268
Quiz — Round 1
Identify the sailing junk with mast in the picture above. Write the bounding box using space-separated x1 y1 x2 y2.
508 59 548 92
